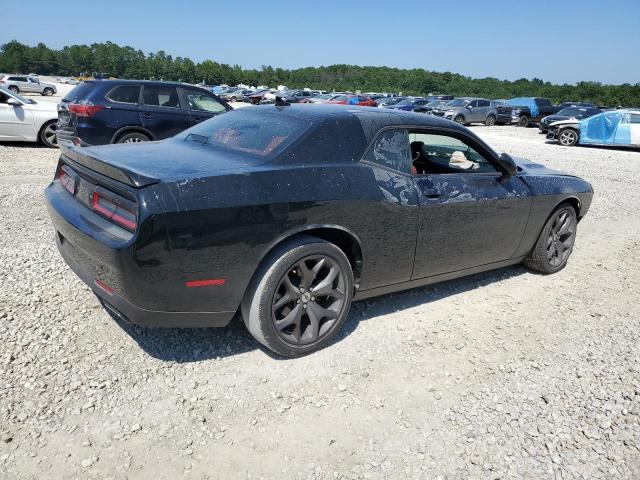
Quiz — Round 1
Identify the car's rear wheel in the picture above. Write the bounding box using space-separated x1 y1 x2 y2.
241 236 354 357
524 203 577 274
558 128 579 146
485 115 496 126
42 88 54 96
39 120 58 148
8 86 19 94
517 115 530 127
116 132 150 144
453 115 465 125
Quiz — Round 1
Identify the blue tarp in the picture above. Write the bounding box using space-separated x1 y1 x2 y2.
579 111 630 145
505 97 539 117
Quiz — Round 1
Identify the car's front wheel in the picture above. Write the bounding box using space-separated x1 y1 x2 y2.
558 128 579 146
524 203 577 274
517 115 530 127
453 115 465 125
39 120 58 148
8 86 19 94
241 236 354 357
42 88 54 96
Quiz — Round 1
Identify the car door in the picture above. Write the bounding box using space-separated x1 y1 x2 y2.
181 88 229 127
475 99 491 122
0 91 35 140
140 84 191 139
409 130 532 278
466 100 482 122
614 112 640 147
26 77 40 93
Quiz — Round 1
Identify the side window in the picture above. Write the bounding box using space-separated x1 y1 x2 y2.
106 85 140 104
629 114 640 124
468 100 479 108
142 85 180 108
184 91 227 113
364 129 411 173
478 100 490 107
536 98 551 108
409 132 498 174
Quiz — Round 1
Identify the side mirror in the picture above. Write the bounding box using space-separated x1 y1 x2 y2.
6 98 21 106
496 153 517 182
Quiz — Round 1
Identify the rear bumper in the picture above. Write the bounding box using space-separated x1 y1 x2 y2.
56 127 92 147
56 233 235 328
45 183 236 328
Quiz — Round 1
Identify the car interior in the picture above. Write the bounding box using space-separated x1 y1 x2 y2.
408 132 497 174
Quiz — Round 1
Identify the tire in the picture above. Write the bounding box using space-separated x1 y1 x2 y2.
485 115 496 126
116 131 150 144
42 88 54 96
524 203 577 274
241 235 355 357
517 115 530 127
453 115 465 125
8 85 19 94
39 120 58 148
230 96 238 102
557 128 579 147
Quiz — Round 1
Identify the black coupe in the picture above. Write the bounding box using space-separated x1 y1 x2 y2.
45 104 593 357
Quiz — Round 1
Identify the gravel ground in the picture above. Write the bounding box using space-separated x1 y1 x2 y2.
1 125 639 479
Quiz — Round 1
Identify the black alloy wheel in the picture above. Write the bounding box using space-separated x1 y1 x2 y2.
524 203 577 274
545 209 575 268
272 255 347 346
241 236 354 357
518 115 530 127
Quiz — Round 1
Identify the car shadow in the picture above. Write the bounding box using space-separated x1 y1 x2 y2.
110 265 527 362
544 140 640 152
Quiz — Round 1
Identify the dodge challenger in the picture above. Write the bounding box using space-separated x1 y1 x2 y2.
45 104 593 357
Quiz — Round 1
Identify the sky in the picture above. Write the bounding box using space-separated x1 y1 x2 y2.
2 0 639 85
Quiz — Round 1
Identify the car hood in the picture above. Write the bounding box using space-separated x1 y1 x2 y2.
25 100 58 112
62 138 262 187
512 156 575 177
549 118 579 127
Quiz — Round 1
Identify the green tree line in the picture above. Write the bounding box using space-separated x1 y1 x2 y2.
1 40 638 107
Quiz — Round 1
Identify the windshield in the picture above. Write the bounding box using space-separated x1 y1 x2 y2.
184 109 311 158
426 100 443 107
0 86 36 104
315 94 335 100
395 99 415 106
446 99 468 107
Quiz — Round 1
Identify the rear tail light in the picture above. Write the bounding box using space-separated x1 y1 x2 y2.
58 166 77 195
91 187 137 231
69 102 104 117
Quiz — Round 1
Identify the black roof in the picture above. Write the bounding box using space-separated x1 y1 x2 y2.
249 103 468 133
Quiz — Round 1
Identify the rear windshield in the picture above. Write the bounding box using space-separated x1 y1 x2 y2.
63 81 96 102
184 108 311 157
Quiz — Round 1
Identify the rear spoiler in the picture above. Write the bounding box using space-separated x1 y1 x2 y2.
60 144 158 188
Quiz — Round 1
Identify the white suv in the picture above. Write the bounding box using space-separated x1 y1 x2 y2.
0 75 57 96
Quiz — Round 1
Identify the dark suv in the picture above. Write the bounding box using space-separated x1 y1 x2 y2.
56 80 231 146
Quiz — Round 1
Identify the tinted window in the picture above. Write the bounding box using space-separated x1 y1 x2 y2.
478 100 490 107
184 91 226 113
184 109 310 157
106 85 140 104
365 129 411 173
468 100 479 108
63 82 96 102
630 114 640 124
143 85 180 108
535 98 552 107
409 132 497 174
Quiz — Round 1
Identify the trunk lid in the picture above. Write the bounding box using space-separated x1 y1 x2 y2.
61 138 259 188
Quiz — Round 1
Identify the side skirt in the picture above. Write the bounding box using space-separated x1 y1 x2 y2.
353 256 526 301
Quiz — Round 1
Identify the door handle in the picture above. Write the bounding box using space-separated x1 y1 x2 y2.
422 188 441 198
